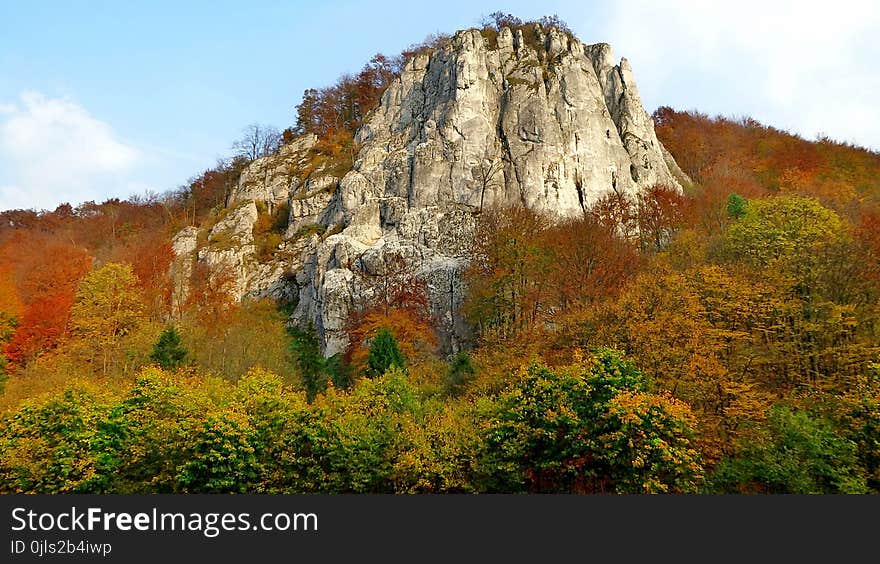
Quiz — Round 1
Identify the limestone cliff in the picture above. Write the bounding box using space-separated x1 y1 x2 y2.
176 25 684 356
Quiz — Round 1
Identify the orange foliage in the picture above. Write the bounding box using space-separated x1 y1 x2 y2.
294 54 399 142
184 261 237 330
467 206 643 344
2 238 92 364
855 206 880 286
129 236 175 319
5 294 77 364
654 107 880 222
543 215 642 317
636 185 687 252
346 308 438 372
0 266 21 321
346 259 437 372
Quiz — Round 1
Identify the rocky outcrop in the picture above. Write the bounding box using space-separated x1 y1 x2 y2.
230 134 318 208
174 24 683 357
170 226 199 314
287 175 339 235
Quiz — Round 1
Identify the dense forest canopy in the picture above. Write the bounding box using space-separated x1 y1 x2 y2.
1 14 879 494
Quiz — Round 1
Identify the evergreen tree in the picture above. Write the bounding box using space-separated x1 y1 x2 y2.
150 326 188 370
324 353 352 390
726 192 747 219
367 328 405 377
289 323 329 402
445 351 475 396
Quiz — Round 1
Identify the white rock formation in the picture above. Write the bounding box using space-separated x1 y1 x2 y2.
170 226 199 315
174 25 684 356
230 134 318 208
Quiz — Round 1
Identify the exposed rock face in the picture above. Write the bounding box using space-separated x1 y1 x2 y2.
230 134 318 208
170 226 199 314
286 175 339 235
344 28 679 220
174 25 683 357
199 202 258 299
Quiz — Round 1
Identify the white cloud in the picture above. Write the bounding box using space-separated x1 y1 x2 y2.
588 0 880 150
0 91 140 211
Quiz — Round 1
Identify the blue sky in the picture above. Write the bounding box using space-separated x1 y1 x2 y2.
1 0 878 211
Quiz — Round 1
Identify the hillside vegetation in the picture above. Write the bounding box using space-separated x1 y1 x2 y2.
1 16 879 494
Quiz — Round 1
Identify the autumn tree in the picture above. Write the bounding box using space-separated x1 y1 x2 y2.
474 159 504 212
360 252 432 318
177 161 246 225
0 266 20 381
293 54 400 142
465 206 551 340
653 106 880 217
591 189 639 241
594 264 775 459
184 261 237 330
481 11 523 30
721 196 845 273
542 214 641 324
718 195 873 391
855 207 880 285
635 184 686 252
129 234 175 319
69 263 146 374
346 255 437 376
3 239 92 365
466 204 641 343
183 299 298 382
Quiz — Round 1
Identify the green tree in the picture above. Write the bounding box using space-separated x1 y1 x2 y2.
176 413 261 493
150 325 188 370
482 349 703 493
726 192 747 219
289 323 332 401
367 328 406 377
444 351 476 396
709 406 868 494
0 388 117 493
